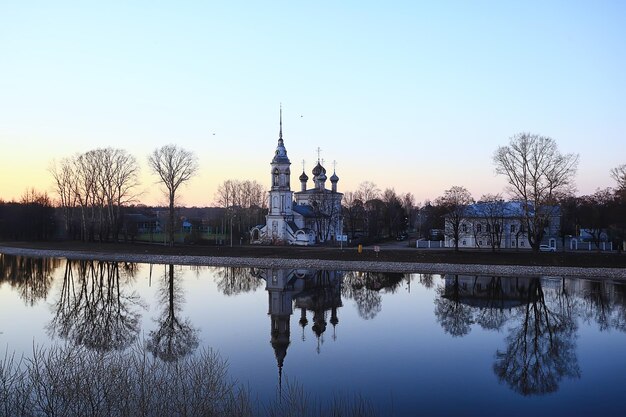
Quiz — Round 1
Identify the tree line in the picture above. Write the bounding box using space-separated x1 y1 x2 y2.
1 135 625 250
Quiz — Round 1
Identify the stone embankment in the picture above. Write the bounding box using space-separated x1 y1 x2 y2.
2 246 625 279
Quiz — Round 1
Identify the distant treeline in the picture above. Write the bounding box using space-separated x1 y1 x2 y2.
0 189 55 241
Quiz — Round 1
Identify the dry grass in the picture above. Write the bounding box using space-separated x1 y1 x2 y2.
1 343 378 417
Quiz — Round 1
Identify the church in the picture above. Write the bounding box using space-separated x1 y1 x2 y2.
250 111 343 245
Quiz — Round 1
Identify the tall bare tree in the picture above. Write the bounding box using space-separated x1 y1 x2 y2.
355 181 380 203
215 179 267 243
148 145 198 246
342 191 366 239
611 164 626 193
494 133 578 251
50 148 139 241
436 186 474 251
478 194 507 252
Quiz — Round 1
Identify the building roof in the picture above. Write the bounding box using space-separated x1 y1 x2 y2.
462 201 560 218
292 204 316 218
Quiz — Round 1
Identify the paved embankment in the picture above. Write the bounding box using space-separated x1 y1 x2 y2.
2 245 625 279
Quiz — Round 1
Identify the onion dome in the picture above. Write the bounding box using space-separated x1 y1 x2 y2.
330 171 339 183
312 162 326 177
318 171 327 182
299 170 309 182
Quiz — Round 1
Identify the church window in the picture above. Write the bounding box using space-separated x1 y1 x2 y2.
273 168 279 186
462 224 467 233
476 224 482 233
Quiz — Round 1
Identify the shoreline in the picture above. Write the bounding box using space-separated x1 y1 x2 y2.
2 245 625 279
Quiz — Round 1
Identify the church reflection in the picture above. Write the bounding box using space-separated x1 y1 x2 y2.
251 268 343 385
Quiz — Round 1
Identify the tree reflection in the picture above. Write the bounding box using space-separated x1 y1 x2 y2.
341 272 403 320
578 280 626 333
146 264 199 361
0 254 60 305
493 278 580 396
48 260 143 351
418 273 436 289
434 275 474 337
214 266 263 296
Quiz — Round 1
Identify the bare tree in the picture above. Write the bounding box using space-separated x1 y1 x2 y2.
148 145 198 246
494 133 579 251
402 192 416 231
50 149 139 241
611 164 626 192
436 186 474 251
342 191 366 239
355 181 380 203
382 188 404 237
215 179 266 244
50 158 78 236
478 194 506 252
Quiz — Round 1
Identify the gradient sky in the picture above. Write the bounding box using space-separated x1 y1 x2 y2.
1 1 625 207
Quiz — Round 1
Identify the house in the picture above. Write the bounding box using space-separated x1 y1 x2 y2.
444 201 561 250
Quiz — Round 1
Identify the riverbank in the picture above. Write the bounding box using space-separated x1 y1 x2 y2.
2 241 626 278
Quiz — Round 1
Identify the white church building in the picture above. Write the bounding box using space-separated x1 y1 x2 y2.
250 111 343 245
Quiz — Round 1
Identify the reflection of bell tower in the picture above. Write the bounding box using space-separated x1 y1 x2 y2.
265 268 296 389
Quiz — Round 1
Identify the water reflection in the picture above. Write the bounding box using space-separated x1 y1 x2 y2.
579 279 626 332
250 268 344 389
47 260 143 351
214 266 263 296
342 271 404 320
3 254 626 404
493 278 580 396
146 264 199 361
436 275 583 395
0 254 61 305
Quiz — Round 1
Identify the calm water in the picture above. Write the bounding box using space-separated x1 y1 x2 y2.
1 254 626 416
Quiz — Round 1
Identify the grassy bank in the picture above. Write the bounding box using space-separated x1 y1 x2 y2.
1 240 625 268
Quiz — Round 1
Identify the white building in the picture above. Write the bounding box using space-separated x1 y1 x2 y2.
444 201 560 250
251 111 343 245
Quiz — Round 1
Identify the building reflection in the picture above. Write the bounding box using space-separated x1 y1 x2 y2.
435 275 590 396
251 268 343 388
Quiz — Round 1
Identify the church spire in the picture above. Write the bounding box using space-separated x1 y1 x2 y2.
279 103 283 142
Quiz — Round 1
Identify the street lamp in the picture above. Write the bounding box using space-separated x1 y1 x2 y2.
230 214 236 247
340 217 344 250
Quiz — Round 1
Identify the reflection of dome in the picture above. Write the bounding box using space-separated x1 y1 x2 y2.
299 171 309 182
312 162 326 176
312 311 327 337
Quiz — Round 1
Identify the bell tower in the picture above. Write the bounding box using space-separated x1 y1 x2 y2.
266 106 293 242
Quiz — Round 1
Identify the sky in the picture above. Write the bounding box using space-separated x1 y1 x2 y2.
1 1 625 207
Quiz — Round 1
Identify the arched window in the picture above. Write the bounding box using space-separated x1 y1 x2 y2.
273 168 279 186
